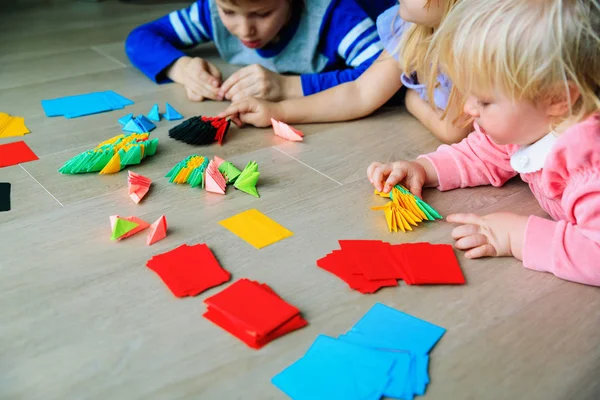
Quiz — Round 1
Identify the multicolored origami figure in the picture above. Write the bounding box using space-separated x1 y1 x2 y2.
372 185 442 232
58 133 158 175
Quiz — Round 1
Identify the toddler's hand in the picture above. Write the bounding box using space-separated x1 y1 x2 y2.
366 160 427 198
166 56 222 102
218 97 283 128
218 64 295 102
447 212 528 260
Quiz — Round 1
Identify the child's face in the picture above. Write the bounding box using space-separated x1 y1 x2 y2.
399 0 446 27
463 92 552 146
216 0 291 49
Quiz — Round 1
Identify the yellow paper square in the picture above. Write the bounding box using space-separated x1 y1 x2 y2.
219 209 293 249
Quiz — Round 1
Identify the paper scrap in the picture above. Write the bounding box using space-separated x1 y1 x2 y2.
219 209 293 249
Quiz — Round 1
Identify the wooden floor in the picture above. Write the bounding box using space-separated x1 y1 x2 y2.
1 1 599 399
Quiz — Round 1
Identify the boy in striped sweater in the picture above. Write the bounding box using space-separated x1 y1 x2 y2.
125 0 395 102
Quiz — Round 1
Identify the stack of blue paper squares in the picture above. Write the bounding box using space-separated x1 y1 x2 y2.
272 303 446 400
41 91 134 119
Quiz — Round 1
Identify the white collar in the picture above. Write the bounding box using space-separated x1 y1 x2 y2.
510 131 558 173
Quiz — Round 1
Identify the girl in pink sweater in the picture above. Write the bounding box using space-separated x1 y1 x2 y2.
367 0 600 286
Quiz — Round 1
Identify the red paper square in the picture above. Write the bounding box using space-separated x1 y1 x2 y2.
399 243 466 285
204 279 301 337
338 240 403 280
146 243 231 297
317 251 397 294
0 141 39 168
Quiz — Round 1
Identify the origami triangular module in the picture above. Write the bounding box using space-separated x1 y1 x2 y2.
372 185 442 232
110 215 150 241
128 171 152 203
122 118 144 134
147 215 167 245
233 161 260 197
147 104 160 121
118 113 134 126
205 160 227 194
164 103 183 121
271 118 304 142
136 115 156 132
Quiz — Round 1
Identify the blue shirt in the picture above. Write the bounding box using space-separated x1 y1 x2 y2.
376 5 453 111
125 0 396 96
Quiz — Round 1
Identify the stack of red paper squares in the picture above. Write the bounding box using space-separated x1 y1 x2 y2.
204 279 308 349
146 243 230 297
316 240 465 294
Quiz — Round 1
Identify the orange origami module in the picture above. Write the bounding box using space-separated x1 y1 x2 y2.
128 171 152 203
271 118 304 142
147 215 167 245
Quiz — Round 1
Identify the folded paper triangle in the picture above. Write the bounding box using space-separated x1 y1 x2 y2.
271 118 304 142
213 156 226 168
218 161 242 183
118 113 134 126
128 170 152 203
205 160 227 194
110 215 150 241
233 161 260 197
122 118 144 134
164 103 183 121
147 215 167 245
136 115 156 132
147 104 160 122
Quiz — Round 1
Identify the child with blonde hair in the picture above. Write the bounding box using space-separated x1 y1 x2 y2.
219 0 471 144
126 0 395 102
368 0 600 285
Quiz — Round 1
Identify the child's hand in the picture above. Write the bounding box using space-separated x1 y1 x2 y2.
166 56 222 102
218 98 283 128
367 160 428 198
218 64 300 102
447 212 528 260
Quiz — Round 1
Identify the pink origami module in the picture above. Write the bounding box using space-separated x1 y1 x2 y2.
128 171 152 204
110 215 150 241
271 118 304 142
205 160 227 195
147 215 167 246
213 156 226 168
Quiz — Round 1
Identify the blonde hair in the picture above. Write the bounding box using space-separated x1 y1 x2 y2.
429 0 600 124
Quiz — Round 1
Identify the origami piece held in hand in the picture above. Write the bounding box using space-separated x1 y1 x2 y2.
205 160 227 194
372 185 442 232
128 171 152 203
58 133 158 175
163 103 183 121
110 215 150 241
147 215 167 245
233 161 260 197
168 116 230 145
147 104 161 122
0 112 30 138
271 118 304 142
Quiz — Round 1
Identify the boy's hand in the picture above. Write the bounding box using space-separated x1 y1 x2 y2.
367 160 429 198
218 97 283 128
166 56 222 102
447 212 528 260
218 64 301 102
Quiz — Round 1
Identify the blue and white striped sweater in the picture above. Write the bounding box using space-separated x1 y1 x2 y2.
125 0 396 96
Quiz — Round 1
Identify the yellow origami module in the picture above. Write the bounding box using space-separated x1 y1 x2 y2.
371 186 442 232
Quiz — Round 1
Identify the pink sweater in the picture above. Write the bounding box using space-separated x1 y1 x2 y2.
421 114 600 286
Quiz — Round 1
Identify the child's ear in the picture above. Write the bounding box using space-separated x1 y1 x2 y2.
546 81 581 118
